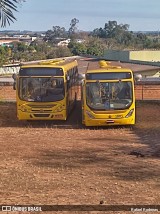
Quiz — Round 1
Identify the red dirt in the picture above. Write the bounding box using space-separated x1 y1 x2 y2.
0 58 160 214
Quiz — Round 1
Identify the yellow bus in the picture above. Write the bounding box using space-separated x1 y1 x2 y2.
81 60 135 126
14 59 78 120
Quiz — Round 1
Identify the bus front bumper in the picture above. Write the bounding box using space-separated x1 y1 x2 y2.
17 110 67 120
84 117 135 126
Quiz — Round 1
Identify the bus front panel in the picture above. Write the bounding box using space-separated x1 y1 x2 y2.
17 76 67 120
82 80 135 126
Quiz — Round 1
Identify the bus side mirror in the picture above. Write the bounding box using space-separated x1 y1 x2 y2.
67 76 70 81
12 73 17 90
78 73 85 84
134 74 142 83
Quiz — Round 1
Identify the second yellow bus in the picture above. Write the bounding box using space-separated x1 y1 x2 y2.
81 60 135 126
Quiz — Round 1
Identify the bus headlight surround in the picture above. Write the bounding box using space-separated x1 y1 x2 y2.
20 104 32 112
86 110 95 119
125 109 134 118
54 105 63 113
115 115 123 119
20 105 28 112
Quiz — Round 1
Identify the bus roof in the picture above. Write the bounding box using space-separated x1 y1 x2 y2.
86 60 132 73
20 59 78 70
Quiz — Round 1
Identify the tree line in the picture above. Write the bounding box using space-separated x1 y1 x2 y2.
1 1 160 65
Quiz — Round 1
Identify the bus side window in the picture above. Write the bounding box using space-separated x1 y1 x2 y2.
73 67 77 83
67 74 70 90
69 70 72 88
117 82 131 99
70 69 73 85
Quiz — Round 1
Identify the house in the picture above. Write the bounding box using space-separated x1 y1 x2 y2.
57 39 71 46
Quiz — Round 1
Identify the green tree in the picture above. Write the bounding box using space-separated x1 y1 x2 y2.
0 0 25 27
68 41 87 55
104 21 129 39
54 46 72 58
44 26 67 43
0 46 6 65
105 38 118 49
30 40 52 54
46 47 72 59
17 42 28 52
91 27 106 38
91 20 149 49
68 18 79 40
28 45 36 53
86 37 105 56
0 46 11 65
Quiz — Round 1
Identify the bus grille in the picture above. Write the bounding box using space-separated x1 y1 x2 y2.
33 114 50 117
28 104 56 108
32 109 52 112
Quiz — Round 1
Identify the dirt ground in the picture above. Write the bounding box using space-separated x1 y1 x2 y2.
0 100 160 214
0 58 160 213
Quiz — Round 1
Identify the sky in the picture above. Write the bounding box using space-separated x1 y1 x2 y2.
2 0 160 32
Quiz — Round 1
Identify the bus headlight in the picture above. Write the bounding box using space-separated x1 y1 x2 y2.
125 109 134 118
20 106 28 112
86 110 95 119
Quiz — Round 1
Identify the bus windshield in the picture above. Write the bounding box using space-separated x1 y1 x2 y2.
19 77 64 102
86 81 133 110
